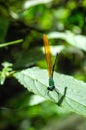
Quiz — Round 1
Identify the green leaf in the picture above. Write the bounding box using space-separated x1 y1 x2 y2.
24 0 52 9
0 17 9 43
14 47 43 69
14 67 86 116
0 62 13 85
48 31 86 52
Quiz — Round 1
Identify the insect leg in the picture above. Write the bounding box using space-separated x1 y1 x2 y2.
47 90 56 102
54 87 59 95
57 87 67 106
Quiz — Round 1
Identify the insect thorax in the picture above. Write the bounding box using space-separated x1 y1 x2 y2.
47 78 55 91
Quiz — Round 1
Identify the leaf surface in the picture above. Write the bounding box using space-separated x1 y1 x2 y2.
48 32 86 52
14 67 86 116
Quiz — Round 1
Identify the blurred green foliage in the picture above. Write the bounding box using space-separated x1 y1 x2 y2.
0 0 86 130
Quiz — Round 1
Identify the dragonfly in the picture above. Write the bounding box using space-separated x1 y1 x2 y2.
43 34 67 106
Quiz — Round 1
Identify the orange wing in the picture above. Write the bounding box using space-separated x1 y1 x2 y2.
43 34 52 78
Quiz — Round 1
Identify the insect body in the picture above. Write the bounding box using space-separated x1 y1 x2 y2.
43 34 67 106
